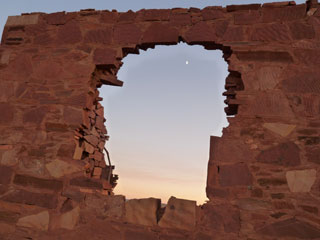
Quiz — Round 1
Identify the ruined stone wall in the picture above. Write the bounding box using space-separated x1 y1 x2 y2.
1 1 320 239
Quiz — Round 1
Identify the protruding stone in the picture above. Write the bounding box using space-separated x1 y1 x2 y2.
286 169 317 192
73 140 84 160
17 211 49 231
263 123 296 137
125 198 160 226
158 197 196 230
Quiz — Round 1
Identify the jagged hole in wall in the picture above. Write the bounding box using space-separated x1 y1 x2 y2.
100 43 229 204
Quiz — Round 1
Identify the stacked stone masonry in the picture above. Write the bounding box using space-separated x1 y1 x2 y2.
0 0 320 239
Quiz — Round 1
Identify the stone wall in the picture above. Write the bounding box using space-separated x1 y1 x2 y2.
1 1 320 239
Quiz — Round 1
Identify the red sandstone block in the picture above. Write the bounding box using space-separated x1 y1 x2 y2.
184 21 217 43
118 10 136 22
140 9 171 21
206 186 229 199
66 93 87 108
281 72 320 93
0 103 14 124
69 177 102 189
306 147 320 164
294 49 320 66
258 218 320 239
209 136 254 163
170 13 191 26
57 20 82 44
251 23 292 42
95 116 106 133
0 166 13 185
95 107 104 117
114 23 142 45
45 12 67 25
223 26 245 41
262 1 296 8
141 23 179 45
257 178 287 186
84 28 112 44
257 141 301 166
202 204 240 234
227 4 261 12
235 51 293 62
202 7 225 20
124 229 158 240
289 21 315 39
234 10 261 25
57 143 74 159
84 135 99 146
218 163 252 187
93 48 117 66
1 189 58 209
100 11 118 23
261 5 306 22
13 174 63 191
63 106 83 126
61 188 85 202
45 122 69 132
23 106 48 124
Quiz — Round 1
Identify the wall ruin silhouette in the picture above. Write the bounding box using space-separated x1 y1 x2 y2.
1 1 320 239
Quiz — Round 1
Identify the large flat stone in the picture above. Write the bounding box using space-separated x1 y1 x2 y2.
158 197 196 230
125 198 160 226
13 174 63 191
1 189 58 209
286 169 317 192
6 15 39 26
17 211 49 231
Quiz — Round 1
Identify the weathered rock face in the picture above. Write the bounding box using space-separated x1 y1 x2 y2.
0 1 320 239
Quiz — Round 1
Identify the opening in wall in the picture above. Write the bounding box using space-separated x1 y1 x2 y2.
100 43 229 204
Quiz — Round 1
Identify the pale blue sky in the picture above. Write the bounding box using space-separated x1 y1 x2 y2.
1 0 306 203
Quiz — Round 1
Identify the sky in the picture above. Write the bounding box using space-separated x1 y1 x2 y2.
1 0 306 204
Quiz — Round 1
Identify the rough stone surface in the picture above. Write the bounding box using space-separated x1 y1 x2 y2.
125 198 160 226
159 197 196 230
1 3 320 239
286 169 317 192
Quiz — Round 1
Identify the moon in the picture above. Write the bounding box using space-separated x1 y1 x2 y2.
186 60 189 65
